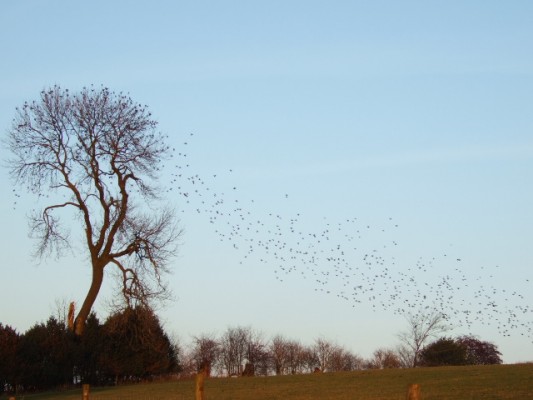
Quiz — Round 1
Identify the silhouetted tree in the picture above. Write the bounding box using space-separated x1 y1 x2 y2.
269 335 291 375
313 337 338 372
420 337 467 367
244 329 268 376
191 334 219 376
286 340 306 374
73 313 105 385
329 345 362 371
101 306 177 383
0 324 20 394
17 317 75 390
300 346 320 373
368 348 402 369
6 86 181 335
219 326 250 376
397 310 451 367
457 335 502 365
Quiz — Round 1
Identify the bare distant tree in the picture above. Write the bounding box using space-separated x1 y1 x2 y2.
300 345 319 373
6 86 181 335
368 348 401 369
219 326 250 376
191 334 219 376
397 310 451 367
342 352 365 371
245 329 268 376
286 340 306 374
268 337 316 375
313 337 338 372
328 345 349 372
269 335 290 375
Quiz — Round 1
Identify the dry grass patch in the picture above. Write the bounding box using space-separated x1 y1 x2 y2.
16 364 533 400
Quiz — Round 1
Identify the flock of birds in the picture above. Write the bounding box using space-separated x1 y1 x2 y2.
164 134 532 342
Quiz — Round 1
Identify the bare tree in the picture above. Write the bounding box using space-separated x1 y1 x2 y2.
300 345 319 373
191 334 219 376
328 345 349 372
286 340 306 374
219 326 249 376
313 337 338 372
397 310 451 367
368 348 401 369
268 337 313 375
269 335 290 375
245 329 268 376
6 86 181 335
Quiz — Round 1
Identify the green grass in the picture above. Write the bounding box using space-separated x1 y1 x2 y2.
9 364 533 400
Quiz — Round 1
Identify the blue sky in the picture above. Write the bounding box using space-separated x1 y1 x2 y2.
1 1 532 363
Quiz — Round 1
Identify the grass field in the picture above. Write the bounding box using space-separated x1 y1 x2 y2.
10 364 533 400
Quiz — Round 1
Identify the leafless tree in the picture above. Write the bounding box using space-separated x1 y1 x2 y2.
300 345 319 373
286 340 306 374
328 345 364 372
191 334 220 376
269 335 290 375
219 326 250 376
342 352 366 371
397 310 451 367
6 86 181 335
328 345 348 372
367 347 402 369
313 337 338 372
245 329 268 376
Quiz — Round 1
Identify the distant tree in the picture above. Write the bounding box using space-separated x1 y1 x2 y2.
0 324 20 394
101 306 177 382
269 335 291 375
191 334 220 377
219 326 250 376
244 329 268 376
368 348 402 369
286 340 306 374
456 335 502 365
313 337 339 372
396 343 415 368
300 345 320 373
6 86 181 335
419 337 467 367
397 310 451 367
328 345 362 372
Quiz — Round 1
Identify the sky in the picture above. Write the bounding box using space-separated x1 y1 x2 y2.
0 1 532 363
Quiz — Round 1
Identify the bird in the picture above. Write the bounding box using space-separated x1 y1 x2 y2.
164 133 533 343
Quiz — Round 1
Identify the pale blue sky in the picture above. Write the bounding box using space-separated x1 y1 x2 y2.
1 1 532 363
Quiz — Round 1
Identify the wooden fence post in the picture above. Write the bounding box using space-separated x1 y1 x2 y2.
82 383 90 400
406 383 421 400
195 368 206 400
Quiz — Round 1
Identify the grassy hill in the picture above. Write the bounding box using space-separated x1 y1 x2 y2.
14 363 533 400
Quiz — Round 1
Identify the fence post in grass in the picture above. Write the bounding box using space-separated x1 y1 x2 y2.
82 383 90 400
406 383 421 400
195 368 207 400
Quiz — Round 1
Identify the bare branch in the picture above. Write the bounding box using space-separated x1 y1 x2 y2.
397 309 451 367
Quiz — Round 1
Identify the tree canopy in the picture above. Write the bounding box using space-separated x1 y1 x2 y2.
420 336 502 367
6 86 181 335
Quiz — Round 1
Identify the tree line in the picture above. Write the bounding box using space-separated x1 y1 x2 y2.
0 307 177 394
0 307 502 395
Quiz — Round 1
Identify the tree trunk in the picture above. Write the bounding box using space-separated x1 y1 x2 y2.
74 264 104 335
195 368 206 400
